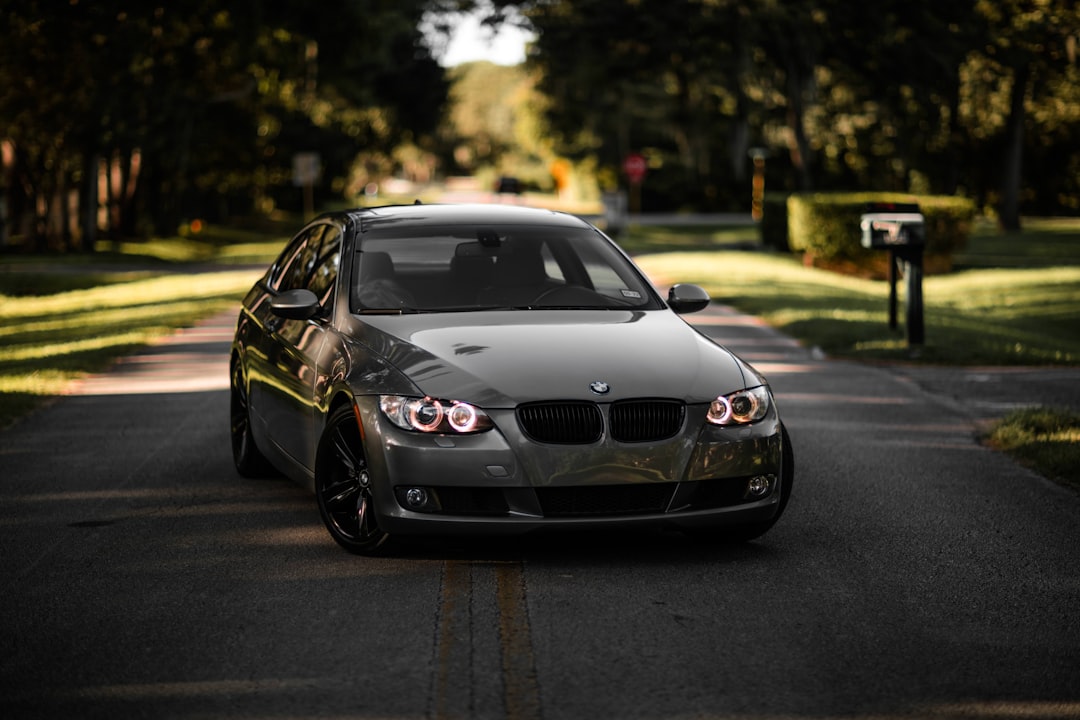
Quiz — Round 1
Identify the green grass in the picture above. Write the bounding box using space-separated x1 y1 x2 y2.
956 217 1080 269
983 407 1080 491
615 223 762 255
0 271 266 428
0 222 288 428
632 217 1080 366
635 251 1080 365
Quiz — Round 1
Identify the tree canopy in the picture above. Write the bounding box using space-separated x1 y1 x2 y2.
497 0 1079 223
0 0 445 249
1 0 1077 250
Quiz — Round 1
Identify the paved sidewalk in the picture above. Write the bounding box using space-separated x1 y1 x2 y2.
66 308 237 397
887 364 1080 424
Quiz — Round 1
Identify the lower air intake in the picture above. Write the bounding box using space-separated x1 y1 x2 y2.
536 483 675 517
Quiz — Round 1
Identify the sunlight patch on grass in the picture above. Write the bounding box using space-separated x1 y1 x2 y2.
928 267 1080 307
853 338 911 352
984 407 1080 491
0 270 259 428
0 370 82 395
1 301 210 341
770 308 887 323
215 240 287 264
0 328 176 363
635 250 1080 365
94 238 218 263
0 270 260 321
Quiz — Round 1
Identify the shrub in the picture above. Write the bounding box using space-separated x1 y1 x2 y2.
787 192 976 276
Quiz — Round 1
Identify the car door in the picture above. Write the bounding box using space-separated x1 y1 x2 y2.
245 230 309 450
253 223 341 470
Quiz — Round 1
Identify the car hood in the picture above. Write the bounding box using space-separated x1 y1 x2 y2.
348 310 758 408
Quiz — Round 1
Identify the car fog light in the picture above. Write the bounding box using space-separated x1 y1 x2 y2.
405 487 428 508
745 474 775 498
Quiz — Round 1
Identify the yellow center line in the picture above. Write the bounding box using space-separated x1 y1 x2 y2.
433 558 542 719
496 561 542 720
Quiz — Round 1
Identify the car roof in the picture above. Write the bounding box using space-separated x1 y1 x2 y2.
344 203 592 233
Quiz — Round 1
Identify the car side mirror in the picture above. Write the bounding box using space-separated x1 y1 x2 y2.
270 288 321 320
667 283 710 314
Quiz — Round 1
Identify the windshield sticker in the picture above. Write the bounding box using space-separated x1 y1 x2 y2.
621 290 642 299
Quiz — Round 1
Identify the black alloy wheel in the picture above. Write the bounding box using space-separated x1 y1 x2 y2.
230 359 274 478
315 403 390 555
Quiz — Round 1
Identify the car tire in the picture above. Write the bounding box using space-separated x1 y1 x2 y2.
693 422 794 544
230 360 275 478
315 403 391 555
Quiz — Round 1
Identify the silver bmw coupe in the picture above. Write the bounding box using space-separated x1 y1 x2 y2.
230 203 793 554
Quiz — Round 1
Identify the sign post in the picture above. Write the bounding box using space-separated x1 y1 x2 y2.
292 152 321 220
622 153 647 215
748 148 768 222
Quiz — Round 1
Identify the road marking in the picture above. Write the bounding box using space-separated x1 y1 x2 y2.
496 561 542 720
434 559 541 719
433 560 472 719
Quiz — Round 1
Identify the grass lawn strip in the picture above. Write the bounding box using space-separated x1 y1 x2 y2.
633 252 1080 365
984 407 1080 492
0 270 262 428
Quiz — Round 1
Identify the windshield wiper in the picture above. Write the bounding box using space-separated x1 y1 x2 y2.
357 307 422 315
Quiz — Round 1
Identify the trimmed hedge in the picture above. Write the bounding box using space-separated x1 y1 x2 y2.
787 192 977 274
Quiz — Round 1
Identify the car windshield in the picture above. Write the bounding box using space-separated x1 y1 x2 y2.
350 224 662 313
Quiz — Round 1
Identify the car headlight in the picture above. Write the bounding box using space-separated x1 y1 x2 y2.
707 386 772 426
379 395 493 434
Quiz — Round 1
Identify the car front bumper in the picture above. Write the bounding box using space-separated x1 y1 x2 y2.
355 399 786 536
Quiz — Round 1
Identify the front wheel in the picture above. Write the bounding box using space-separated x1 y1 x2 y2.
315 403 391 555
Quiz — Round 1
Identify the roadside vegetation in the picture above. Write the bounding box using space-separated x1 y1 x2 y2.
0 224 287 429
983 407 1080 493
630 217 1080 366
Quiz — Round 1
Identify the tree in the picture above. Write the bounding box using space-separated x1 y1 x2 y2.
488 0 1078 216
506 0 757 209
969 0 1079 229
0 0 448 249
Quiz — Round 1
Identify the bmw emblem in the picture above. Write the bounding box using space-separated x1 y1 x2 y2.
589 381 610 395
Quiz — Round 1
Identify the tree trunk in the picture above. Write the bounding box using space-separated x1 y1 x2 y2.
0 141 10 250
81 153 99 252
1000 61 1028 231
786 63 814 191
945 79 964 195
729 34 751 184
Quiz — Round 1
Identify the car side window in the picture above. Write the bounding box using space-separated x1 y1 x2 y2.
539 241 566 284
279 226 328 293
268 234 308 292
306 227 341 308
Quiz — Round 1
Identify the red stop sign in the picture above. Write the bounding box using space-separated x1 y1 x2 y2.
623 153 647 184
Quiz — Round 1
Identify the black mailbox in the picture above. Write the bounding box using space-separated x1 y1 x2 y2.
858 202 926 346
860 202 925 249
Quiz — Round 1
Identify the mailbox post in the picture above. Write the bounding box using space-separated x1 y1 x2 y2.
860 202 925 346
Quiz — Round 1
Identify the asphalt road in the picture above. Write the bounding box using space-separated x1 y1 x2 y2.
2 303 1079 720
